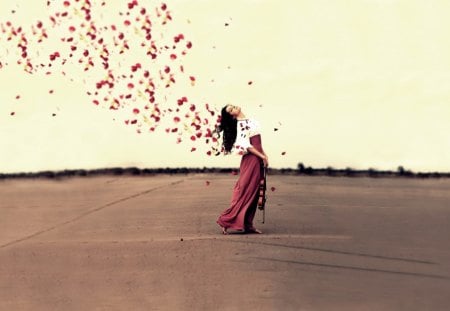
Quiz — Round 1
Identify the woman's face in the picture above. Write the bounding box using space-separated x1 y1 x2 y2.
225 105 241 118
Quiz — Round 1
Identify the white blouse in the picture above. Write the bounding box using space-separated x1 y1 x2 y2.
232 118 261 155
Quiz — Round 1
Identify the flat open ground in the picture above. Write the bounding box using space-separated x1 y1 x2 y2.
1 174 449 311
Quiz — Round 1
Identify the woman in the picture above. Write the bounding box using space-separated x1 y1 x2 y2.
216 104 268 234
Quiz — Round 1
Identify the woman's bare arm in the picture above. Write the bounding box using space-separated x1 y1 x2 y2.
248 146 269 167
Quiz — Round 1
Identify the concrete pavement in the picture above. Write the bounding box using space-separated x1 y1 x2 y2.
1 174 449 310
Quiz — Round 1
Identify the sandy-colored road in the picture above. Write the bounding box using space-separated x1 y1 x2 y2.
1 174 450 311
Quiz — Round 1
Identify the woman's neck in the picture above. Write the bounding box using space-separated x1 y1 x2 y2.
236 112 246 120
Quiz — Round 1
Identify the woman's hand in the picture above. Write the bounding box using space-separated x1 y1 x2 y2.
248 146 269 167
262 155 269 168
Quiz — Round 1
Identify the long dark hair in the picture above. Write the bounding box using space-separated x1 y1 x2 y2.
218 106 237 153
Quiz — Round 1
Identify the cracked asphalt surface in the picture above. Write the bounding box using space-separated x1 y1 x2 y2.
1 174 450 310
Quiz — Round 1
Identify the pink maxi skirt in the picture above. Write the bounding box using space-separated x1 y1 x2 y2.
217 134 264 231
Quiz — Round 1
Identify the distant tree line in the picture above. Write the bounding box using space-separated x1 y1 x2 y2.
0 164 449 180
0 167 237 180
293 163 449 178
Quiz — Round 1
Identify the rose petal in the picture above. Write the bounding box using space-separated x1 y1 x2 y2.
4 0 213 157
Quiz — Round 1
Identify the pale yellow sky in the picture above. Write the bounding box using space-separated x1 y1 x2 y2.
1 0 449 173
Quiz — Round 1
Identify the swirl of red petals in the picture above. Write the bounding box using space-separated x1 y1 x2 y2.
1 0 222 156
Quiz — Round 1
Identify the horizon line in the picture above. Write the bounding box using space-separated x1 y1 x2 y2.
1 166 449 179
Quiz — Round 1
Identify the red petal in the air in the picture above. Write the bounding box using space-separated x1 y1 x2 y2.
189 76 196 86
